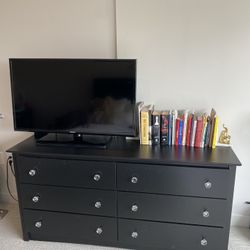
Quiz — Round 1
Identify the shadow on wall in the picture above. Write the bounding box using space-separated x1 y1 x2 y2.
0 61 13 131
0 131 32 151
0 162 5 201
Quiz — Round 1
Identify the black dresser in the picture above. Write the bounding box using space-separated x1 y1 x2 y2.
8 136 241 250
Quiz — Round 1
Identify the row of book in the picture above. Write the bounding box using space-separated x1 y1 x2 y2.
138 103 219 148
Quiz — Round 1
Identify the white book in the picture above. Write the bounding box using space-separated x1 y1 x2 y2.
171 110 177 145
191 119 197 147
182 110 189 145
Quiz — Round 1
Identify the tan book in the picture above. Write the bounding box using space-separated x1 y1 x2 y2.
182 110 189 145
136 102 144 141
140 105 150 145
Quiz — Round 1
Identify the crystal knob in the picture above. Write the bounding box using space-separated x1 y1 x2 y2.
131 231 138 239
93 174 101 182
131 176 138 184
29 169 36 176
95 201 102 209
32 195 40 203
35 221 42 228
201 238 208 246
203 210 210 218
204 181 212 189
96 227 103 235
131 204 138 212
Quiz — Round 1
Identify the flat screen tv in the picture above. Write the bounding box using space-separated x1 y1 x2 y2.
9 58 137 140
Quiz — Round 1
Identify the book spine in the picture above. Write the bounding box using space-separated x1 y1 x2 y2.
186 115 192 147
139 114 142 143
204 120 211 147
194 118 203 148
137 102 144 141
160 114 168 145
168 114 172 145
140 111 149 145
152 114 160 145
175 118 180 145
148 111 153 145
209 117 215 148
190 119 197 147
172 111 176 145
201 121 208 148
178 119 183 145
182 111 188 145
212 116 219 149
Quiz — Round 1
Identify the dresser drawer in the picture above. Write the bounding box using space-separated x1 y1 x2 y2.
23 210 117 244
117 163 230 198
16 156 115 189
119 219 226 250
20 184 116 216
118 192 226 227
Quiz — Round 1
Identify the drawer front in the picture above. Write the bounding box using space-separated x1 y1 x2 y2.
118 192 226 227
21 184 116 216
17 156 115 189
119 219 226 250
117 163 230 198
23 210 117 244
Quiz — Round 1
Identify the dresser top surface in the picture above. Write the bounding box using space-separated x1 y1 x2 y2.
7 136 241 168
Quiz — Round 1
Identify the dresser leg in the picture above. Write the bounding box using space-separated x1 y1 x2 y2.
22 233 30 241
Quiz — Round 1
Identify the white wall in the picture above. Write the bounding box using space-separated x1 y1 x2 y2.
0 0 249 227
116 0 250 226
0 0 115 201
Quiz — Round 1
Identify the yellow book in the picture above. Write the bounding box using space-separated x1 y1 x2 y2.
212 116 219 149
140 107 149 145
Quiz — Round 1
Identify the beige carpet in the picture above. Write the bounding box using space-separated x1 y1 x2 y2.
0 203 249 250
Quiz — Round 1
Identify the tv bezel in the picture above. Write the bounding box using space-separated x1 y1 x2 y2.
9 58 137 137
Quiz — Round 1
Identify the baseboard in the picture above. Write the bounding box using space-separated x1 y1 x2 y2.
231 214 250 228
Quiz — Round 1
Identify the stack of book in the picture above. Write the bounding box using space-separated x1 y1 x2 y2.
138 103 219 148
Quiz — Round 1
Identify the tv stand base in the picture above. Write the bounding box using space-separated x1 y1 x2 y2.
35 133 113 149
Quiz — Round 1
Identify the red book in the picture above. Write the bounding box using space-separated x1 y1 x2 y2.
194 116 203 148
175 118 180 145
186 114 193 146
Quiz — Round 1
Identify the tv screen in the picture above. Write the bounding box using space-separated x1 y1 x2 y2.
9 58 136 136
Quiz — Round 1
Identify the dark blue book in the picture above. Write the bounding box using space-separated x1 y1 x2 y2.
178 119 183 145
205 117 211 147
168 113 172 145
